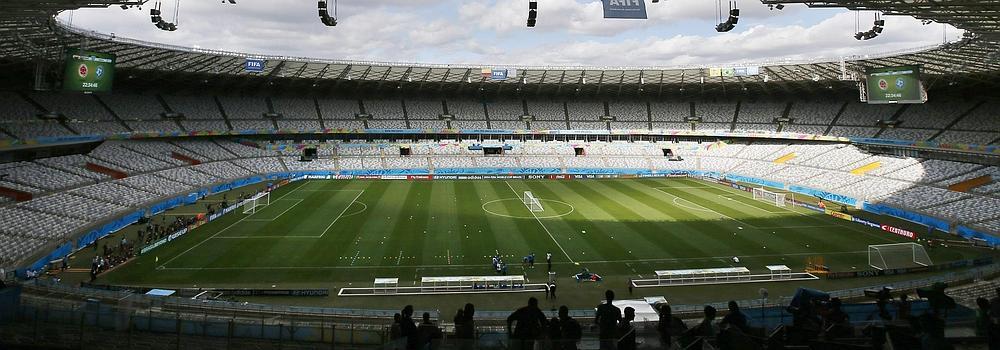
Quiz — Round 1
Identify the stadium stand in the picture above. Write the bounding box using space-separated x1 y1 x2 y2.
0 91 40 120
0 161 93 191
528 101 566 121
448 101 486 120
609 101 648 121
161 95 224 120
406 99 444 120
737 101 785 124
270 97 318 119
30 92 114 121
365 99 405 119
694 101 736 123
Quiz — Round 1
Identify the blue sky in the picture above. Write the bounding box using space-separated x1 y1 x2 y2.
60 0 959 67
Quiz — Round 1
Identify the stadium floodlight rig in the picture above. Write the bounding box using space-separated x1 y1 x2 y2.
854 13 884 41
715 1 740 32
149 0 178 31
527 0 537 28
318 0 337 27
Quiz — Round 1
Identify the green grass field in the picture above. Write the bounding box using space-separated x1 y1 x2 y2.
95 177 987 310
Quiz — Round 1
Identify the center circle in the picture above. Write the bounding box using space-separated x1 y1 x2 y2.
481 198 575 219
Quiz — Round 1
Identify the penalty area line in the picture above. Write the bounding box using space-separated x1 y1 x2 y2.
157 180 309 269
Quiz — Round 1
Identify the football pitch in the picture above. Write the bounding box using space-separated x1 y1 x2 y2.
101 177 981 308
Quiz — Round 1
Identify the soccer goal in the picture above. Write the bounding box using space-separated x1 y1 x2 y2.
242 191 271 215
522 191 543 212
868 243 932 270
752 187 788 207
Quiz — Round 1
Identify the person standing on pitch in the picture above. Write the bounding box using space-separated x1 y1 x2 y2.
546 252 553 271
549 282 557 299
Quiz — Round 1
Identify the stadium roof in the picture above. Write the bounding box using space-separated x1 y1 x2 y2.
1 0 998 96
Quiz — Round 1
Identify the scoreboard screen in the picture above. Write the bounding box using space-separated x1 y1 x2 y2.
865 65 923 104
63 50 116 93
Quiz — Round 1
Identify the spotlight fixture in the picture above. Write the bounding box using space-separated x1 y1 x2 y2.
318 0 337 26
149 1 178 31
854 13 885 40
715 2 739 32
527 1 537 27
767 4 783 10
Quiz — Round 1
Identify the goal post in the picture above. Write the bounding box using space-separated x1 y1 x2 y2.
868 243 932 270
242 191 271 215
752 187 787 207
522 191 543 212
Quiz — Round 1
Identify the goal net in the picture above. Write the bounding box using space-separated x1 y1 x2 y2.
752 187 787 207
522 191 543 212
868 243 932 270
242 191 271 215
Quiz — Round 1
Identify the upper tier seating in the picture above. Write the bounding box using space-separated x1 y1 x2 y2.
0 91 40 120
407 100 443 120
566 102 604 121
694 102 736 123
609 102 648 122
31 92 114 121
218 96 268 119
737 102 785 124
529 101 566 121
485 101 524 120
365 100 404 119
448 101 486 120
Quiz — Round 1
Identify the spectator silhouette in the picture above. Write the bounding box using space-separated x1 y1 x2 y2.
721 300 749 332
898 294 912 320
559 305 582 350
977 297 992 337
417 312 442 350
390 313 403 350
595 290 622 350
682 305 718 348
823 297 852 339
656 304 687 348
547 316 561 350
454 303 475 350
507 297 548 350
400 305 418 350
617 307 636 350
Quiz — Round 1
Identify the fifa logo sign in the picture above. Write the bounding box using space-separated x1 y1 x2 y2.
245 59 266 73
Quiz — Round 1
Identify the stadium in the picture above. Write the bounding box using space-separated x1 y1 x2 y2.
0 0 999 349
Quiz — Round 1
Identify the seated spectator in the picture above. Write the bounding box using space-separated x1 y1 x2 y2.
656 304 687 348
822 298 852 339
681 305 718 348
417 312 442 350
721 300 749 332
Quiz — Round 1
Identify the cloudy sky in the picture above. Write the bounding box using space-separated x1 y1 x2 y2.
59 0 960 67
